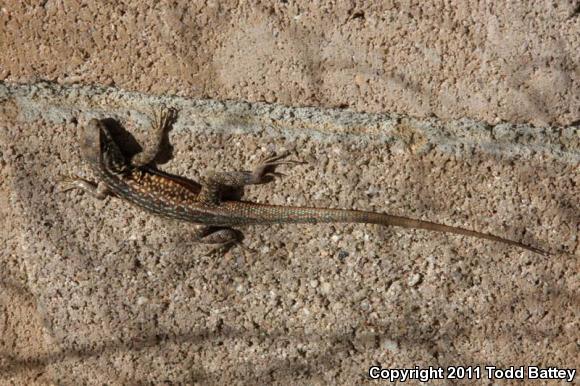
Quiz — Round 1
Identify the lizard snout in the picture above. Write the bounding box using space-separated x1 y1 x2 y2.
80 118 104 165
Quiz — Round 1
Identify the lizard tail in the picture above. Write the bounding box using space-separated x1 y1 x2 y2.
224 201 548 255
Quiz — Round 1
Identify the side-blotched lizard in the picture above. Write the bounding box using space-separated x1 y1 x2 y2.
59 108 547 255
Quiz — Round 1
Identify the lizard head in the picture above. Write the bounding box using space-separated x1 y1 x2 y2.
81 119 128 174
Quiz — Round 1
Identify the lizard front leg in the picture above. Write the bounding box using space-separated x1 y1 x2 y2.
57 177 110 199
199 152 304 204
131 106 177 167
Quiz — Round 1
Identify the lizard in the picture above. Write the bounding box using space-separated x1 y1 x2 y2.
58 107 548 256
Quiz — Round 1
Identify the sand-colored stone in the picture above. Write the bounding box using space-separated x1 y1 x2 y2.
1 2 578 127
0 1 578 384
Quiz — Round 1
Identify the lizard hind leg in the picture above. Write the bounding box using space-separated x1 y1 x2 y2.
192 225 241 244
192 225 249 256
198 151 305 204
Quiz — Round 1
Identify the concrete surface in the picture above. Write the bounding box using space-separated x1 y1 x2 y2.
1 82 578 384
0 1 579 385
1 2 578 127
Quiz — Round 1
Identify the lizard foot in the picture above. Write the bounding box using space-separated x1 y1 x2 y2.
249 151 305 184
149 105 178 131
55 175 80 193
204 240 256 257
204 242 235 257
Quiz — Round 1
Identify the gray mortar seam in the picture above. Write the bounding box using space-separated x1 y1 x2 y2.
1 81 578 163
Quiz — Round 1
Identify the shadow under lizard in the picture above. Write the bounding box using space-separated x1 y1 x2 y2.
59 108 548 255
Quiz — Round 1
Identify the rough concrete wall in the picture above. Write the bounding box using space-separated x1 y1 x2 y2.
1 1 578 126
0 1 579 385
